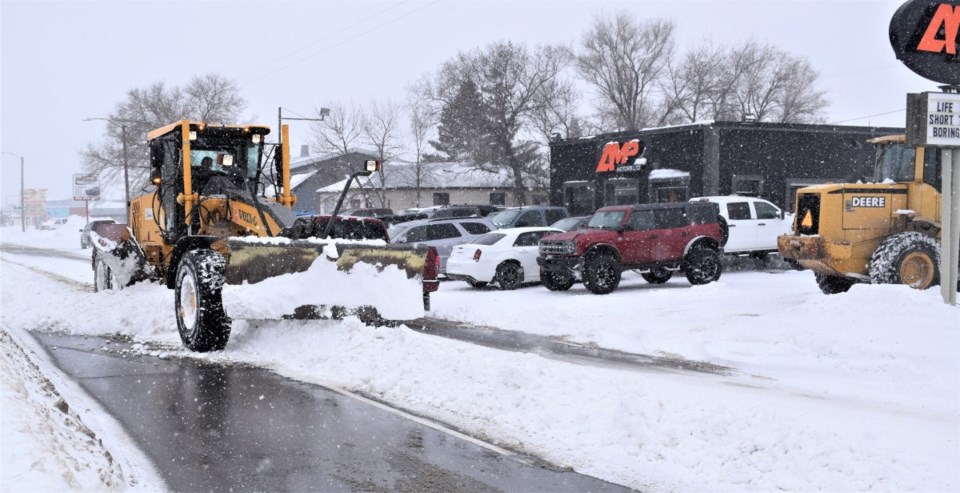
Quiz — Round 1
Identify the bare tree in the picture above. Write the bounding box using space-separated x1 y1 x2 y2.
363 99 403 207
184 74 245 123
576 13 675 131
660 39 828 124
80 74 246 188
310 100 365 156
416 41 570 204
307 100 368 187
406 95 438 207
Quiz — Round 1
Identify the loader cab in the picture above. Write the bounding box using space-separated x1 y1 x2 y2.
872 136 941 192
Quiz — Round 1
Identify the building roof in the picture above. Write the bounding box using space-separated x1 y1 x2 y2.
316 161 539 193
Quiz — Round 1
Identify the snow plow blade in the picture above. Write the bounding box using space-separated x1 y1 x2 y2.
221 238 435 321
89 223 153 287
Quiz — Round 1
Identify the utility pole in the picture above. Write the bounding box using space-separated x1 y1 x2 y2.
83 117 135 222
2 152 25 232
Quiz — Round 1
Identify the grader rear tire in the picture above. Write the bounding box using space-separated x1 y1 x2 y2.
175 250 231 352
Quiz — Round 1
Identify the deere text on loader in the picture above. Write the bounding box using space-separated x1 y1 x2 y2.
90 120 439 351
778 135 956 294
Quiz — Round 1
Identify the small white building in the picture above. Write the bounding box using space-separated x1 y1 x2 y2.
311 161 547 214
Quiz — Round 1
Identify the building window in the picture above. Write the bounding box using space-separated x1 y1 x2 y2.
563 181 595 215
648 170 690 203
433 193 450 206
604 178 639 206
732 174 763 197
489 192 506 206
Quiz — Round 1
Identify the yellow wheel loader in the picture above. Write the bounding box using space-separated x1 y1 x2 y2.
89 120 439 351
778 135 956 294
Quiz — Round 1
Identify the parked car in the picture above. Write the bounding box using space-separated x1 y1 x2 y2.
690 196 793 258
338 208 394 218
447 227 563 290
490 206 569 228
39 217 70 231
538 202 723 294
550 215 590 232
387 217 496 274
80 219 116 248
283 215 389 241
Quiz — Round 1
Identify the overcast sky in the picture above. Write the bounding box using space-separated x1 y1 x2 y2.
0 0 938 203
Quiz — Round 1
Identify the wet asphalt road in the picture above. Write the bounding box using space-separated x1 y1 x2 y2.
33 332 633 493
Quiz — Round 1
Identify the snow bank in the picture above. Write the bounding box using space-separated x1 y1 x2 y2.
1 325 164 491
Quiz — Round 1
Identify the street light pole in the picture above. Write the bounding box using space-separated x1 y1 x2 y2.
2 151 25 232
83 117 133 222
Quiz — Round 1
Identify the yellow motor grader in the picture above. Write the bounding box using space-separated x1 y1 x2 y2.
778 135 954 294
90 120 439 351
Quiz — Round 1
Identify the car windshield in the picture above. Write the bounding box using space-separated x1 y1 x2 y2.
490 209 520 227
472 233 506 245
587 211 625 229
551 217 581 230
386 223 410 240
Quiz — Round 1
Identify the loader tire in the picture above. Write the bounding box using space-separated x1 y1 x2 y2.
175 250 231 352
815 273 854 295
869 232 940 290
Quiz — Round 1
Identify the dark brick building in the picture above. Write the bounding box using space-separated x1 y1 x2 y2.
548 121 903 215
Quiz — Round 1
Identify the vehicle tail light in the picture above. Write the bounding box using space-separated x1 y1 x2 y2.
473 249 482 262
423 246 440 293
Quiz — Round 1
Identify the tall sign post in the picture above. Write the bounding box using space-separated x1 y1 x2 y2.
72 174 101 223
890 0 960 304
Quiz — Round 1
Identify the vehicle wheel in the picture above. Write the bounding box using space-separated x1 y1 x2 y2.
641 268 673 284
717 215 729 247
815 272 855 294
496 262 523 290
583 254 621 294
869 232 940 289
175 250 231 352
466 279 488 288
541 269 574 291
684 249 722 285
93 253 117 292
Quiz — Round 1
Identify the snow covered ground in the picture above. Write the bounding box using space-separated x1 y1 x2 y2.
1 218 959 491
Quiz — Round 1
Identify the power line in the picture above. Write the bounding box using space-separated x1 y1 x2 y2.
242 0 442 87
829 108 905 125
236 0 413 82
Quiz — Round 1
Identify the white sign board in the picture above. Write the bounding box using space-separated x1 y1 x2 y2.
73 174 100 201
927 93 960 147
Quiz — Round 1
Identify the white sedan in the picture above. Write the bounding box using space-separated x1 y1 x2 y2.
446 227 562 290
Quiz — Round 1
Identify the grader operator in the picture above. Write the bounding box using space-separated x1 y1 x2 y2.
90 120 439 351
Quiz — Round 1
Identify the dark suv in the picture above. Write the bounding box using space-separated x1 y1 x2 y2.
80 219 116 249
537 202 723 294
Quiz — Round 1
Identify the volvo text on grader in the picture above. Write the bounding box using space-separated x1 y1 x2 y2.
90 120 439 351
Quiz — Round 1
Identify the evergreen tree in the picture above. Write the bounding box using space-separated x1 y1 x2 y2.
429 79 492 163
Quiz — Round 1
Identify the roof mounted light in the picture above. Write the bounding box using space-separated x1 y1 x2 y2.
189 130 197 141
364 160 381 172
252 134 262 144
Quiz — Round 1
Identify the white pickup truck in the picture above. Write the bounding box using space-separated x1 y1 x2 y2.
691 196 794 258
